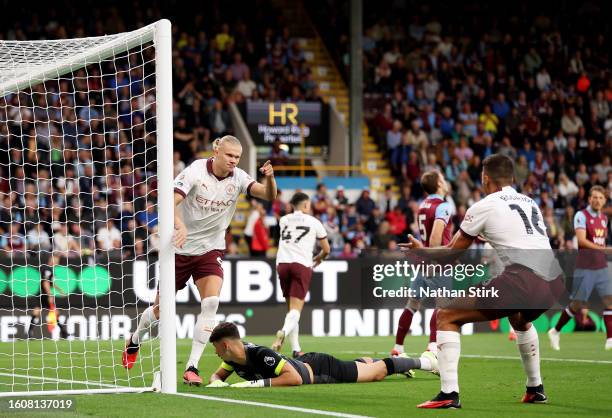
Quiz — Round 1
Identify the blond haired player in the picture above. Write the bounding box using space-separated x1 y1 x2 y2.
122 135 277 386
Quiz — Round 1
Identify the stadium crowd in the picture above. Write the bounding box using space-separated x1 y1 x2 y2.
0 1 320 257
312 0 612 252
0 0 610 259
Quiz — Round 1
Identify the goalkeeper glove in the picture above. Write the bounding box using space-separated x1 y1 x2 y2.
206 380 229 388
230 379 270 388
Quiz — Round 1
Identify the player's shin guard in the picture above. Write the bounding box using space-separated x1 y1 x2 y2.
515 325 542 387
437 330 460 394
554 306 576 332
131 305 159 345
395 308 415 345
187 296 219 370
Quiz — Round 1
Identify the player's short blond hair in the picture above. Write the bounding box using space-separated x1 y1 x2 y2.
589 185 607 198
212 135 242 151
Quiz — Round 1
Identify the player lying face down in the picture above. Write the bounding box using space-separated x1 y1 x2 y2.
206 322 439 387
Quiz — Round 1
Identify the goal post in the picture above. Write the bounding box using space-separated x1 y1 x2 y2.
0 19 175 396
154 19 177 396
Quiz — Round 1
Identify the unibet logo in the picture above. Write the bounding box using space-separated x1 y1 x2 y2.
2 265 110 298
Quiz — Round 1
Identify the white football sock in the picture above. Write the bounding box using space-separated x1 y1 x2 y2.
427 342 438 354
289 323 301 352
131 306 158 345
418 355 433 371
515 325 542 387
281 309 301 336
437 330 461 393
186 296 219 370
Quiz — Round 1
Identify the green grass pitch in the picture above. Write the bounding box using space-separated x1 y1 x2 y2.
1 333 611 417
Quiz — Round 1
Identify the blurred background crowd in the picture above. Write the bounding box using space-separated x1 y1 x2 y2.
0 0 610 259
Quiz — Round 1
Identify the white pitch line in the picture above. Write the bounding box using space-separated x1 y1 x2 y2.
0 372 126 388
173 392 373 418
336 350 612 364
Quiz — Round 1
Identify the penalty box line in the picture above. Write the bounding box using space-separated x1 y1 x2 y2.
173 392 373 418
337 350 612 364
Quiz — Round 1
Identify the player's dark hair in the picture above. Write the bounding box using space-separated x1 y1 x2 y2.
209 322 240 343
482 154 514 185
421 170 442 195
290 192 310 208
589 185 607 198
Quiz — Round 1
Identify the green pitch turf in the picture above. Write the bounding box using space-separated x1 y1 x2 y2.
0 333 611 417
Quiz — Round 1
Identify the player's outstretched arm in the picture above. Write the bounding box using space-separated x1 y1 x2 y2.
207 366 232 387
249 160 277 201
230 362 303 387
313 237 331 268
173 191 187 248
399 231 473 263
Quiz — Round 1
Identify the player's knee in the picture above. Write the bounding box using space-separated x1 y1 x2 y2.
152 305 160 319
201 296 220 318
436 309 454 327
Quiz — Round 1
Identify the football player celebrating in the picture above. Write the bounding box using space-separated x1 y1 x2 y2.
402 154 564 409
122 136 277 386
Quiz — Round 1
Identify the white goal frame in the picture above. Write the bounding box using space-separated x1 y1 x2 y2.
0 19 176 396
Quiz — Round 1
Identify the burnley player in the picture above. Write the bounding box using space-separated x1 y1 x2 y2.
206 322 438 387
402 154 563 408
391 170 452 356
122 135 277 386
271 192 330 357
548 185 611 350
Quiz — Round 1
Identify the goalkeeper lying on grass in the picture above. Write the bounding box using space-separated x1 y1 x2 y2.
206 322 439 388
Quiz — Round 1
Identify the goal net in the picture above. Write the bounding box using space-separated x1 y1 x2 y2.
0 20 176 396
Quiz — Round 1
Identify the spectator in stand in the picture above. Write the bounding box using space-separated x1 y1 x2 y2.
97 219 121 252
312 183 331 216
386 205 407 239
26 222 51 252
250 205 269 257
243 200 261 255
70 222 95 255
561 107 583 136
387 120 403 172
174 116 196 163
355 189 376 219
378 185 397 215
209 100 231 138
333 186 349 220
338 242 358 259
52 223 78 257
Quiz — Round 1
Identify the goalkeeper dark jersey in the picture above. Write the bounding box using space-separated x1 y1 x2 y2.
220 342 311 384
